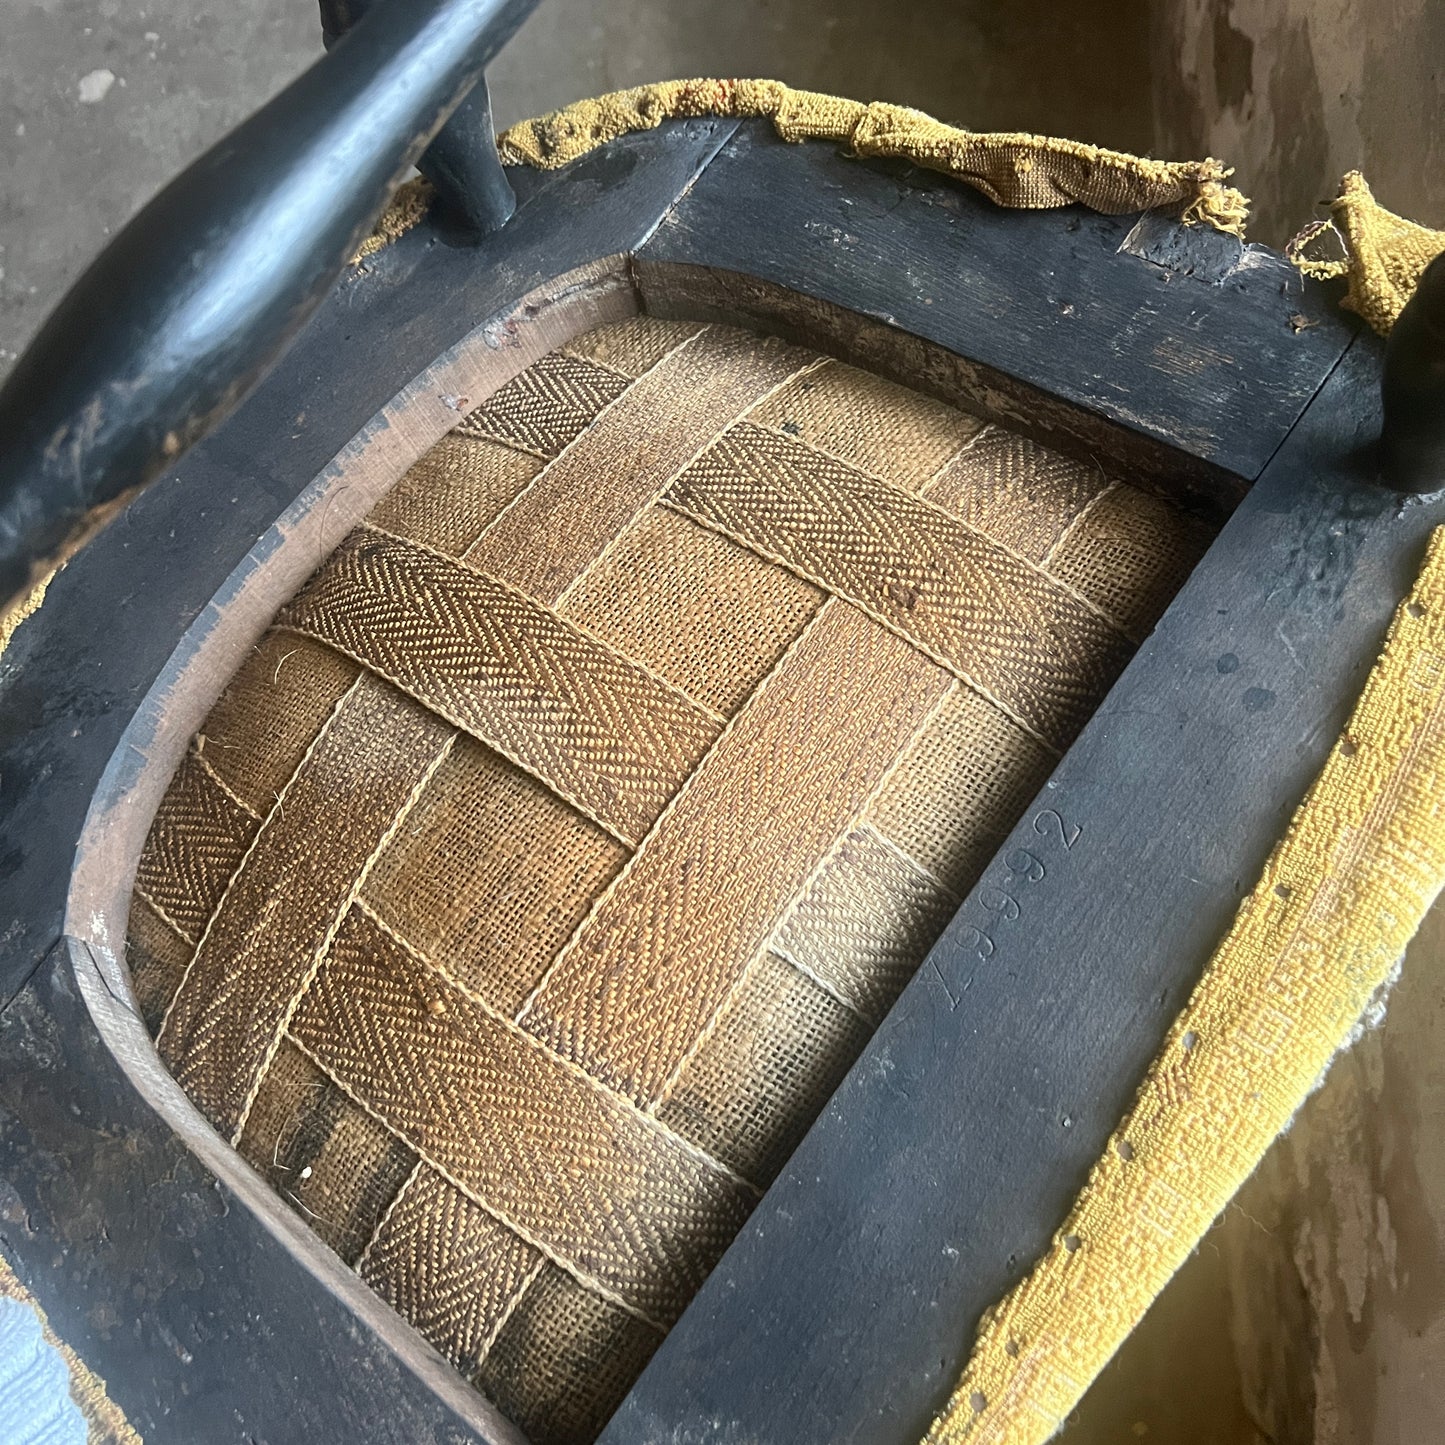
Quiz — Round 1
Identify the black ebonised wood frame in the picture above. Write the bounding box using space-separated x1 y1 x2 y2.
0 0 536 610
2 111 1440 1445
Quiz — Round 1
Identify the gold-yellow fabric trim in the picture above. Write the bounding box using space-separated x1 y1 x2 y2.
0 1252 143 1445
922 526 1445 1445
497 81 1248 234
0 571 50 656
359 79 1248 259
1288 170 1445 337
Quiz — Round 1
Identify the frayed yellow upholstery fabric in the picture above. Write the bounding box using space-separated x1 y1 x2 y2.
352 176 433 264
495 79 1248 235
0 1253 143 1444
354 80 1249 257
1290 171 1445 336
923 528 1445 1445
0 572 51 657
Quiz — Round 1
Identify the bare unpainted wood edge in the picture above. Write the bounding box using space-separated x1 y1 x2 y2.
60 257 637 1445
630 258 1247 525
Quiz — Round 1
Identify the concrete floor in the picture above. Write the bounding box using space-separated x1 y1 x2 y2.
0 0 1154 381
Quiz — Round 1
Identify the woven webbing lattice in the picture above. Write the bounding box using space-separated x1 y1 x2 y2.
129 318 1210 1444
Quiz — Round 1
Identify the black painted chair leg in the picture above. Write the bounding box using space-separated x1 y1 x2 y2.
321 0 516 236
414 77 517 237
1381 252 1445 495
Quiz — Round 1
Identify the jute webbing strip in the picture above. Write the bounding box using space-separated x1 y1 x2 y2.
126 893 192 1034
133 751 257 945
749 358 983 494
279 528 720 846
196 632 362 817
520 601 952 1106
1047 481 1212 644
655 948 872 1186
370 432 543 559
665 422 1133 749
867 682 1055 898
474 1262 664 1445
923 428 1110 566
465 327 815 605
566 315 709 379
359 1167 542 1371
923 532 1445 1444
460 350 632 461
560 502 826 718
291 905 755 1325
775 823 958 1026
238 1039 418 1266
359 737 629 1016
157 673 454 1139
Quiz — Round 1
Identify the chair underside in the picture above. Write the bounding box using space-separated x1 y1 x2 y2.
3 109 1408 1445
131 314 1211 1444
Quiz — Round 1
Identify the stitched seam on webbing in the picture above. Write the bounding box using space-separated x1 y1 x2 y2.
229 725 457 1143
354 520 727 724
190 740 264 821
650 675 957 1108
132 884 198 948
353 896 760 1196
1042 475 1120 570
156 673 371 1048
658 499 1063 758
451 430 557 466
270 620 643 851
460 325 710 562
719 421 1132 639
766 821 960 1032
355 1160 546 1374
748 410 982 504
1039 478 1150 644
520 602 950 1108
751 687 960 1032
859 818 960 899
511 596 844 1032
455 351 635 466
284 1026 671 1335
472 1255 549 1373
919 421 997 497
554 350 637 384
356 1156 425 1274
550 354 831 613
765 943 872 1027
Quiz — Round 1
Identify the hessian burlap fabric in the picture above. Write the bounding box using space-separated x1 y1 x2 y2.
129 317 1212 1444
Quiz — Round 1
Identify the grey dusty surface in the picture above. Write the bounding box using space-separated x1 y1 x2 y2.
0 0 1157 382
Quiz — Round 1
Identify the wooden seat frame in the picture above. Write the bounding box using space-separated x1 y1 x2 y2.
0 64 1437 1445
